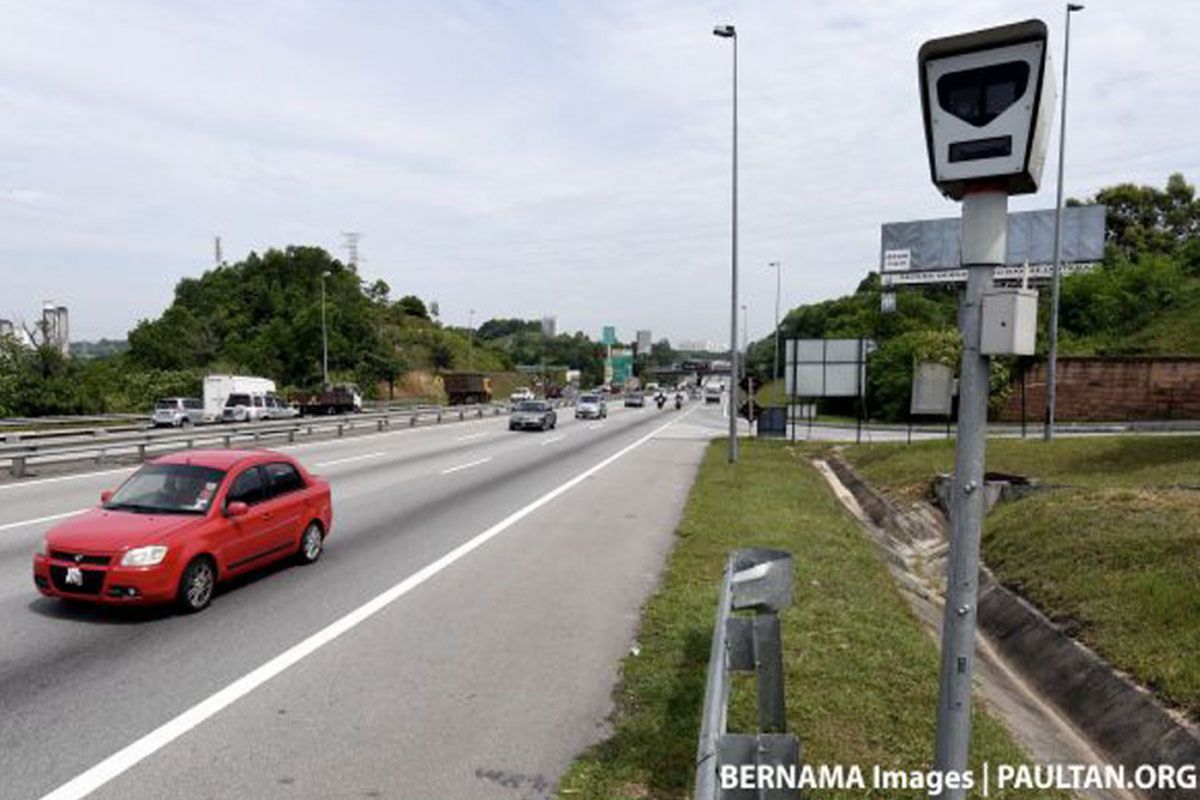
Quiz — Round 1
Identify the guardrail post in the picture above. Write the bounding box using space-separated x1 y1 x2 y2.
477 408 484 418
12 455 26 478
377 419 385 432
223 435 232 448
337 423 344 437
458 410 465 421
410 414 417 427
96 448 107 466
187 439 194 449
436 409 443 423
288 429 296 443
695 549 798 800
137 443 146 462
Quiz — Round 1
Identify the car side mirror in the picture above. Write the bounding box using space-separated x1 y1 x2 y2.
100 489 114 504
226 501 249 518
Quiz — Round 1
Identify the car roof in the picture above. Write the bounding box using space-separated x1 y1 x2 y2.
152 449 287 470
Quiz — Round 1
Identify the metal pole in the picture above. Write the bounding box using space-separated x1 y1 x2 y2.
770 261 781 403
1045 3 1082 441
933 189 1004 800
468 309 476 371
321 274 329 387
728 32 740 463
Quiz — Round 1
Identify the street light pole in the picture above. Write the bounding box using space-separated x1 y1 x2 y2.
321 272 329 387
713 23 738 463
468 309 476 371
769 261 782 400
1044 2 1084 442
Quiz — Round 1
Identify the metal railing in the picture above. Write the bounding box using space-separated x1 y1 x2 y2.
0 402 559 478
695 548 799 800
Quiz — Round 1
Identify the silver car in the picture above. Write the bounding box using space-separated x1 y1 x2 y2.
575 394 608 419
509 400 557 431
151 397 205 428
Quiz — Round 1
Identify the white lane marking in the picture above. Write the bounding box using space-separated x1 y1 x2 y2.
440 457 492 475
540 435 565 446
455 431 489 442
314 452 386 468
0 508 88 533
38 405 698 800
0 467 135 493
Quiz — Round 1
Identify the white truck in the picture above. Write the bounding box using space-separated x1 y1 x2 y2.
203 375 277 422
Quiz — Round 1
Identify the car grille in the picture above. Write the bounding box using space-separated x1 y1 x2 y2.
49 565 106 595
50 551 112 566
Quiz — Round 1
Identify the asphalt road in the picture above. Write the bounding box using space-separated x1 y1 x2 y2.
0 401 727 800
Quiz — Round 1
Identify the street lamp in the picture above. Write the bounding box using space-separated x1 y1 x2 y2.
713 22 738 463
321 270 330 388
1044 2 1084 441
468 309 476 371
768 261 782 400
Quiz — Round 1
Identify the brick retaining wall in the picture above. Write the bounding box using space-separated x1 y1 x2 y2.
998 357 1200 422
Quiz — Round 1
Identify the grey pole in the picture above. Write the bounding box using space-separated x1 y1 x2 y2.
770 261 781 399
468 309 476 370
714 24 739 463
1044 3 1084 441
321 273 329 387
933 189 1005 800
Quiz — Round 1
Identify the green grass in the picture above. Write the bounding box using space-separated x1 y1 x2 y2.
843 435 1200 721
559 440 1061 800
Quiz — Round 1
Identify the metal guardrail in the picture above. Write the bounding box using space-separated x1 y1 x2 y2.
0 402 564 478
695 548 799 800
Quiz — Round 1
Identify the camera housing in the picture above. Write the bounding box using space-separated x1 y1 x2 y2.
919 19 1056 200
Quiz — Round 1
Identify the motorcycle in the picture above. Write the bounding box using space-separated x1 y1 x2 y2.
655 393 666 410
674 393 683 410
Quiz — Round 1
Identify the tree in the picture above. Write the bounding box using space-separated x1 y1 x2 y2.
395 295 429 319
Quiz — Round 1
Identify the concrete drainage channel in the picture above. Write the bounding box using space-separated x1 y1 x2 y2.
816 457 1200 800
0 402 562 482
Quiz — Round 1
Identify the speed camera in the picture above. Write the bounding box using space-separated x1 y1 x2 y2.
919 19 1056 200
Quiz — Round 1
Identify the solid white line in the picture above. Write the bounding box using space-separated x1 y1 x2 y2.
440 457 492 475
314 452 386 468
0 508 88 533
37 404 697 800
540 435 565 446
454 431 489 442
0 467 135 493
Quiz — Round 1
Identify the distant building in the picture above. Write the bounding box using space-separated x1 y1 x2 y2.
42 302 70 356
0 318 35 349
636 329 652 356
541 315 557 337
678 339 720 353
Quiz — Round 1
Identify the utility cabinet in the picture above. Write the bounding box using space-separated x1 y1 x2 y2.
981 288 1038 356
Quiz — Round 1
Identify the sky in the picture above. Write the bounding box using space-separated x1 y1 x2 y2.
1 0 1197 346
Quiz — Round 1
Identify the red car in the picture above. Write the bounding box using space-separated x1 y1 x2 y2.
33 450 332 613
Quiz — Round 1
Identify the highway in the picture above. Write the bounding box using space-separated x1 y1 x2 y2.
0 400 728 800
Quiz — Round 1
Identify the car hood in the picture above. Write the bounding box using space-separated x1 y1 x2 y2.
47 508 206 552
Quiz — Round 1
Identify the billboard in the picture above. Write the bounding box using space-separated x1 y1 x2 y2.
608 348 634 384
784 339 873 398
880 205 1106 283
910 362 956 416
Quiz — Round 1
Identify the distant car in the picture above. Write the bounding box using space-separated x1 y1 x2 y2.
576 394 608 419
510 400 557 431
222 392 271 423
152 397 205 428
510 387 535 404
704 385 723 404
624 391 645 408
265 394 299 419
32 450 332 613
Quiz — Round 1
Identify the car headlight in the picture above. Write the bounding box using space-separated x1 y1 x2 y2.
121 545 169 567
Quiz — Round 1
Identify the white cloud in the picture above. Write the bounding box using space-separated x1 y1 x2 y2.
0 0 1196 344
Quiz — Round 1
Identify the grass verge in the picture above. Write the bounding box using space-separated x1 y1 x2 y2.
843 435 1200 721
558 439 1061 799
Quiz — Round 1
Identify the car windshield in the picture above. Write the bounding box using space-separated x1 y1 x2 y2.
104 464 227 515
580 395 599 404
225 393 250 407
516 401 547 412
155 400 179 410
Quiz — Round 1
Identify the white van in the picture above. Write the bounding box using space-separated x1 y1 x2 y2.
221 392 271 423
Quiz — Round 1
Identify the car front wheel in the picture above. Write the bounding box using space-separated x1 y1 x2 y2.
177 557 216 613
297 522 323 565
